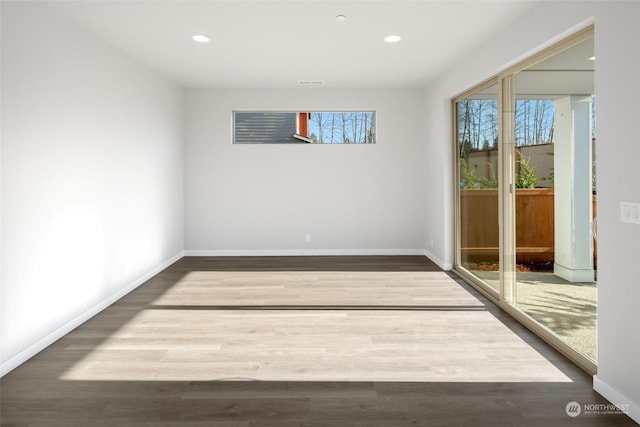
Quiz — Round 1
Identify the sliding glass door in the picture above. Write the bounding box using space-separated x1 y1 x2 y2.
513 36 597 362
456 82 500 293
454 28 596 371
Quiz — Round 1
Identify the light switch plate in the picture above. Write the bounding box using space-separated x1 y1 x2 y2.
620 201 640 224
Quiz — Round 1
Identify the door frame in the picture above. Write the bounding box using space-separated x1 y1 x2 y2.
451 25 596 374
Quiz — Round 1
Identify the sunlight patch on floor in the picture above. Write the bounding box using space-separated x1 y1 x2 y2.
59 269 573 383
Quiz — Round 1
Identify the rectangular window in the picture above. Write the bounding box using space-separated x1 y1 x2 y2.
233 111 376 144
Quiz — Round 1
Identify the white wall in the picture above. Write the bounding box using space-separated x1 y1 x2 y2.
0 3 184 374
591 2 640 422
423 1 639 422
185 89 426 256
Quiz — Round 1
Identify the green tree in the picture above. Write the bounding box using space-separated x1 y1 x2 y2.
459 159 479 189
515 153 538 188
460 159 498 189
481 162 498 189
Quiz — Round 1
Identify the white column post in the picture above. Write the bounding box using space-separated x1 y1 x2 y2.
553 96 594 282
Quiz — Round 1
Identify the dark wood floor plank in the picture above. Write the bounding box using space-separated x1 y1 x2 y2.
1 256 636 426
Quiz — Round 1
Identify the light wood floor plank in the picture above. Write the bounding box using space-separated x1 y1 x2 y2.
1 256 636 426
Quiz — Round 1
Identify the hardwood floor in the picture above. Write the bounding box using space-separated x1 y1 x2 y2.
1 256 636 426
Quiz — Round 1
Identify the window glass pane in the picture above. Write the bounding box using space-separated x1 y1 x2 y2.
513 36 596 362
456 84 500 291
233 111 376 144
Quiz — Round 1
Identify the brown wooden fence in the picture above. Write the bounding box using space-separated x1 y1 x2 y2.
460 188 597 265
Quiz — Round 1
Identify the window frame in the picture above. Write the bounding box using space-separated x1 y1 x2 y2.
232 110 377 144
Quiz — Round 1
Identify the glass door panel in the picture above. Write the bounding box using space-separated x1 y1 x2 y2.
456 83 500 291
512 37 597 361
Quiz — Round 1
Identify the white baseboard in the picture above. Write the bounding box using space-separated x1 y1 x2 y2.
593 375 640 424
0 251 184 378
184 249 427 257
423 249 452 271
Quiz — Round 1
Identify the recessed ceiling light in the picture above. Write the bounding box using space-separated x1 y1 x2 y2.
384 35 402 43
336 15 347 22
192 34 210 43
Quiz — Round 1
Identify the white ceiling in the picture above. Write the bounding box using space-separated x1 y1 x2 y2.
48 1 539 89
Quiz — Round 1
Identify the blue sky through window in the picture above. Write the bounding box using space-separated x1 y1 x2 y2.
307 112 375 144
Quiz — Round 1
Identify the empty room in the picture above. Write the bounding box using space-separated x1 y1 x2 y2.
1 1 639 425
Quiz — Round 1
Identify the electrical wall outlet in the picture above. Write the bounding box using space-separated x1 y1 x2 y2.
305 234 311 242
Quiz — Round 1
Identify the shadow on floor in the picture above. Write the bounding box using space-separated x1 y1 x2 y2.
1 256 634 426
